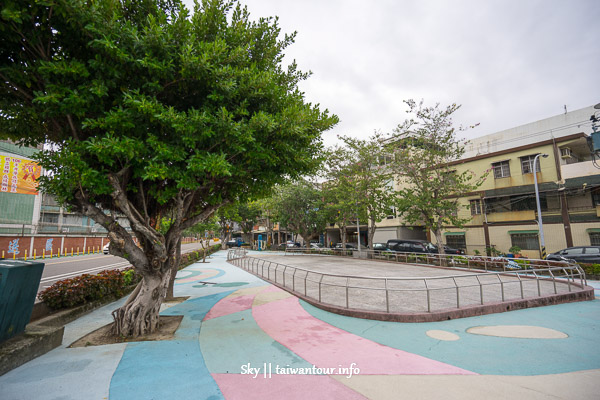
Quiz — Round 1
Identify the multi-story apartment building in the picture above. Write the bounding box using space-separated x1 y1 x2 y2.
376 105 600 258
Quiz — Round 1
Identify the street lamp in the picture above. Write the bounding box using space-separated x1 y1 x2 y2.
533 153 549 258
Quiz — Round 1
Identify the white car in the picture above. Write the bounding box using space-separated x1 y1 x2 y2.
103 243 110 254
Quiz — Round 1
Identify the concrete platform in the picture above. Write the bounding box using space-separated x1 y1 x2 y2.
231 254 594 322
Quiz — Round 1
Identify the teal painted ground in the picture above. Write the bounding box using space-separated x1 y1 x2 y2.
200 309 312 374
109 293 233 400
301 299 600 375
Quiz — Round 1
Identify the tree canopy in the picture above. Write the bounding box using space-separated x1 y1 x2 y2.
0 0 337 336
391 100 486 254
327 133 396 248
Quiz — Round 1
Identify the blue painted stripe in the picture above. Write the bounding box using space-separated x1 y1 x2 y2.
110 292 233 400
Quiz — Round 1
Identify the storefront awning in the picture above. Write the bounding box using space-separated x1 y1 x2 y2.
443 232 465 236
508 230 538 235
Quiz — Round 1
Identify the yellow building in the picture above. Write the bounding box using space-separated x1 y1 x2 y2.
376 105 600 258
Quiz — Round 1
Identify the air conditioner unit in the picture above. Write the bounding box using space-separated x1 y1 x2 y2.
560 147 572 159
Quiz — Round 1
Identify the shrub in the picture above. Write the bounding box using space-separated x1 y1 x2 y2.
38 269 128 310
39 244 221 310
580 263 600 276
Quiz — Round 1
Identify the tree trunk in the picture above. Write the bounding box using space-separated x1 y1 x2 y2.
112 268 171 337
434 227 445 255
368 215 377 250
339 223 347 246
433 226 446 267
165 237 182 300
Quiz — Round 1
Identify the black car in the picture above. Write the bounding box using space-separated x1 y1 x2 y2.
386 239 437 254
372 243 390 251
335 243 358 249
546 246 600 264
435 245 465 255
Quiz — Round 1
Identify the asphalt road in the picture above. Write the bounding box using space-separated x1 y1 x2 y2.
36 242 213 294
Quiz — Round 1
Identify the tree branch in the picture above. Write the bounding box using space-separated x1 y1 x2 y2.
66 114 80 140
73 190 147 266
107 173 166 262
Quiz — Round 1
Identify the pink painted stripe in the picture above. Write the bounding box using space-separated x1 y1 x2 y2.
204 294 256 321
176 269 219 284
253 296 476 375
261 284 283 294
212 373 366 400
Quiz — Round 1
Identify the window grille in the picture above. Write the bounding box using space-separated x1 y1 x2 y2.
492 161 510 178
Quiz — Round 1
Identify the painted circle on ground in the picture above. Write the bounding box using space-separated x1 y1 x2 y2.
175 271 193 278
426 330 460 341
466 325 568 339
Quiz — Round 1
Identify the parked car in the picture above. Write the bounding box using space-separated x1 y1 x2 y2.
435 245 465 255
335 242 358 249
546 246 600 264
103 243 110 254
225 240 238 248
310 242 324 249
372 243 390 251
386 239 437 254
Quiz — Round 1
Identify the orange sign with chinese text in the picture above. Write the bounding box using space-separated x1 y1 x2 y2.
0 155 41 195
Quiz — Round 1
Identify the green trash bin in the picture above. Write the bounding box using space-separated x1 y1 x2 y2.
0 259 45 342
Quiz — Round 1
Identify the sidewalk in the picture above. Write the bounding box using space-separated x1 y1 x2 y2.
1 250 599 399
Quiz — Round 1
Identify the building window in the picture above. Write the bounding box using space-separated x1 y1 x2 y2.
492 161 510 179
387 206 396 219
41 213 59 224
446 235 466 250
520 155 541 174
470 199 482 215
590 233 600 246
510 233 539 250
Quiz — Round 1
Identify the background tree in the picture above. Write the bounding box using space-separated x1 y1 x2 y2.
325 134 396 249
236 201 261 244
391 100 486 255
215 203 240 246
0 0 337 336
340 134 397 249
322 149 363 247
270 180 327 244
254 196 276 247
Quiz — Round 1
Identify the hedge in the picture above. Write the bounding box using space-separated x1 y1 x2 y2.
38 244 222 310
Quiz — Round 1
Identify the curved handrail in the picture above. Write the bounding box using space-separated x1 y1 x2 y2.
227 252 588 315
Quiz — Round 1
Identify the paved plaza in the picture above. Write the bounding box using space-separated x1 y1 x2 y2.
235 253 591 315
0 250 599 399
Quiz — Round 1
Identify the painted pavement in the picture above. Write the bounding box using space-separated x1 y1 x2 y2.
0 250 599 400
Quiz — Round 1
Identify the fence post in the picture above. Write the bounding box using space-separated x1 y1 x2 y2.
385 278 390 313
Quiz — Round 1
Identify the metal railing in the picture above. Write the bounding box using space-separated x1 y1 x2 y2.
283 247 574 273
227 250 588 314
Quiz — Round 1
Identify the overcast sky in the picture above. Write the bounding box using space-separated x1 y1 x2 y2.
184 0 600 147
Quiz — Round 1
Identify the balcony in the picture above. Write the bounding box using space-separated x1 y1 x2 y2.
561 160 598 180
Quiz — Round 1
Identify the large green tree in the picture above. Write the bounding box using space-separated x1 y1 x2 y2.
0 0 337 336
391 100 486 255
